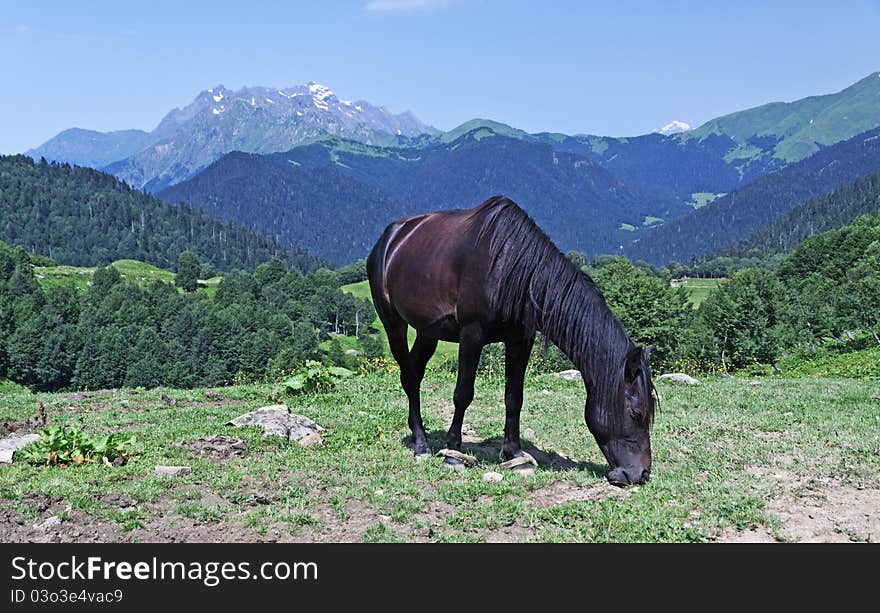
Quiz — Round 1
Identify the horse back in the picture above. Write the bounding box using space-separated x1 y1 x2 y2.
367 209 491 338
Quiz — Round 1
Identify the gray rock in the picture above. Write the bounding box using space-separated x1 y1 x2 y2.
0 433 41 452
344 349 359 356
482 471 503 483
227 405 324 442
657 373 701 385
33 515 63 530
0 449 14 464
554 369 581 381
155 465 192 476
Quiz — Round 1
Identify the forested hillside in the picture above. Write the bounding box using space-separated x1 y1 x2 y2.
626 128 880 264
730 170 880 255
0 155 323 272
161 129 672 263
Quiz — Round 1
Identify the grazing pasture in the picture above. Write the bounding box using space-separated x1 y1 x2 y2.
1 372 877 542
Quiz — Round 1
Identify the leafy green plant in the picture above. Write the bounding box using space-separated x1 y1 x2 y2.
270 360 353 400
15 424 136 466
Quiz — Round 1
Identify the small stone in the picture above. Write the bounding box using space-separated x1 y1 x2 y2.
374 489 385 496
154 465 192 476
0 449 13 464
541 389 551 395
483 471 503 483
379 515 391 523
34 516 62 530
524 428 536 439
657 373 700 385
298 432 324 447
749 380 762 386
345 349 359 356
554 369 581 381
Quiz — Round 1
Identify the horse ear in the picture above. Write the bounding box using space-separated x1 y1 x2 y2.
624 346 643 382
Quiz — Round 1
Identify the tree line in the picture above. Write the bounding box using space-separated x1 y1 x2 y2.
0 243 377 392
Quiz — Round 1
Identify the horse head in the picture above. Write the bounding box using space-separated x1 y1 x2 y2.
585 345 655 486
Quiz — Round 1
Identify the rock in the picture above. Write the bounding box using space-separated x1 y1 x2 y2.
154 465 192 476
524 428 536 439
541 389 552 395
554 369 581 382
749 380 762 386
483 471 503 483
0 433 41 452
227 405 324 442
33 515 62 530
298 432 324 447
657 373 700 385
344 349 359 356
0 449 14 464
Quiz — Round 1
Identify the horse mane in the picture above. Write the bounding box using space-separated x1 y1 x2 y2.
469 195 654 429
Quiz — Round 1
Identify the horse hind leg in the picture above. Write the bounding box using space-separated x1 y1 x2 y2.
387 320 437 458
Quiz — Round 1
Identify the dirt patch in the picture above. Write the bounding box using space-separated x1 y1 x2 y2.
0 418 42 437
716 481 879 543
715 525 777 543
529 480 631 508
289 499 384 543
768 483 879 543
187 435 248 460
0 497 127 543
484 521 536 543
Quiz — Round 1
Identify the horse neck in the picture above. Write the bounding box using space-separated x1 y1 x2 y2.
535 271 632 391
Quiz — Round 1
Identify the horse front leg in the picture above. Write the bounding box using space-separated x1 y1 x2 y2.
501 335 535 467
443 324 484 470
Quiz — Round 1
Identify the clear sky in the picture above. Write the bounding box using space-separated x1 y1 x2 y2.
3 0 880 154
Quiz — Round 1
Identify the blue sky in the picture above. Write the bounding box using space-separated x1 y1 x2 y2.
3 0 880 153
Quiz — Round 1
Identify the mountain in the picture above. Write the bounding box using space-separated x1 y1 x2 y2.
654 120 692 135
731 169 880 256
160 128 672 264
26 128 158 169
0 155 323 272
624 127 880 265
28 83 439 191
682 72 880 163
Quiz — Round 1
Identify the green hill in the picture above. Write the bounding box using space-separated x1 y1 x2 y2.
33 259 222 296
0 155 323 272
683 72 880 163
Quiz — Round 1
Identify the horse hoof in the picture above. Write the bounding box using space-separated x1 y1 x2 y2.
510 464 535 476
500 452 537 475
443 456 466 472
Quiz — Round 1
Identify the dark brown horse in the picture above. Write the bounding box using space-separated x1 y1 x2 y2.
366 195 655 485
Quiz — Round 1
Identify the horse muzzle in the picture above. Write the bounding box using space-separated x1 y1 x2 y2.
607 465 650 486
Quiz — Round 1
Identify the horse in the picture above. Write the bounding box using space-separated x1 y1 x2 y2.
366 195 655 485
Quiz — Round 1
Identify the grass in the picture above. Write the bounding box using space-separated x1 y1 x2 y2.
1 371 877 542
689 192 725 209
33 259 219 296
671 277 725 307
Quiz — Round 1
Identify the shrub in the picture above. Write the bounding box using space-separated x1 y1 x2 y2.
16 425 136 466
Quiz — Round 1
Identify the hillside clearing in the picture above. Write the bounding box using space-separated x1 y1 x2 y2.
1 374 877 543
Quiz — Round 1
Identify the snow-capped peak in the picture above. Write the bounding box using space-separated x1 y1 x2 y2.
654 120 692 135
307 82 335 110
